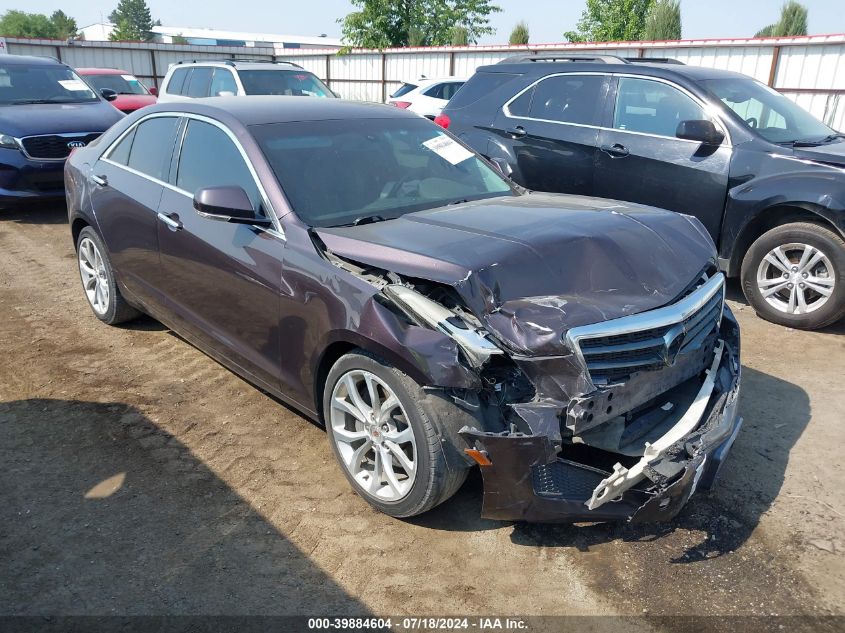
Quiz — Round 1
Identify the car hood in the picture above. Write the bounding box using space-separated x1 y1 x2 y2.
0 102 124 137
792 141 845 167
111 94 157 112
315 193 718 355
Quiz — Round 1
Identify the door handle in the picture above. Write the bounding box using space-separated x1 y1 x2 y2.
91 174 108 187
506 126 527 138
600 143 630 158
157 212 182 231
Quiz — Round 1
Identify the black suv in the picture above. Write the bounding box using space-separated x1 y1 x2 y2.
439 54 845 330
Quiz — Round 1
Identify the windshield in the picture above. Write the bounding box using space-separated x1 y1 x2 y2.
704 77 835 144
238 70 333 97
83 73 148 95
251 117 515 227
0 64 99 105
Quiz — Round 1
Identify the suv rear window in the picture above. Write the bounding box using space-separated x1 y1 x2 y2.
390 83 418 98
446 72 519 110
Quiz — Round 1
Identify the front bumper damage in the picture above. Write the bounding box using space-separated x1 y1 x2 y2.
459 311 741 524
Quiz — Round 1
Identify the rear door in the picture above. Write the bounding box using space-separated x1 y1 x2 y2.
91 115 180 307
593 76 731 240
155 116 285 390
490 73 609 194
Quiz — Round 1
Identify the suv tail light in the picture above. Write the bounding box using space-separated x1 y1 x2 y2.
392 101 412 109
434 113 451 129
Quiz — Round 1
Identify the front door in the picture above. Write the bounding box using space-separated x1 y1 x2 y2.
490 73 609 194
594 76 731 241
90 115 180 307
156 117 285 390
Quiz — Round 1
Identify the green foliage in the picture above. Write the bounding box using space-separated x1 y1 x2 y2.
565 0 656 43
108 0 156 42
339 0 501 48
0 9 77 39
643 0 680 40
171 33 189 45
509 21 530 45
755 1 808 37
451 25 469 46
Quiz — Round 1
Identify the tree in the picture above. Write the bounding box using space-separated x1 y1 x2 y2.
643 0 680 41
0 9 77 39
509 21 529 45
108 0 156 42
565 0 655 43
171 33 189 45
755 1 808 37
340 0 501 48
451 25 469 46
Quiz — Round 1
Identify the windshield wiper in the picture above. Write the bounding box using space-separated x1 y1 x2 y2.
351 214 387 226
9 99 59 105
788 133 845 147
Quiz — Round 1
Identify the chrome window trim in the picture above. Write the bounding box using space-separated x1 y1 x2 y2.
15 131 103 162
99 111 284 239
565 272 726 383
501 71 732 147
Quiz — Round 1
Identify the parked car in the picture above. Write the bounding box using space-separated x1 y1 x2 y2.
76 67 158 114
439 54 845 330
387 76 467 119
0 54 125 209
157 59 335 102
66 97 741 523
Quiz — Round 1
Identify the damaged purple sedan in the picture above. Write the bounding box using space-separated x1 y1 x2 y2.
66 97 741 523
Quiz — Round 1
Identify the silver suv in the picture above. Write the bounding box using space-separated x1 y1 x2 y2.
157 59 336 102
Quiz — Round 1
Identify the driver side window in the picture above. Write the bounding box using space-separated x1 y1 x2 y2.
210 68 238 96
614 77 709 138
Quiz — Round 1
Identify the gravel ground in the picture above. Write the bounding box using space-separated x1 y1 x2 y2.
1 205 843 630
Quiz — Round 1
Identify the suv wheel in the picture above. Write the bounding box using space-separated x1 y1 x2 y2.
76 227 140 325
741 222 845 330
324 352 468 518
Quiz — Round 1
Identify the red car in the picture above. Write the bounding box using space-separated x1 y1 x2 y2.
76 68 157 114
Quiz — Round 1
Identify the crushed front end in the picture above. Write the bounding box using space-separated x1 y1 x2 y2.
460 272 741 523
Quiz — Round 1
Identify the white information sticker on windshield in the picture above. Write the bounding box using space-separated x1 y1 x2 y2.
58 79 87 91
422 135 473 165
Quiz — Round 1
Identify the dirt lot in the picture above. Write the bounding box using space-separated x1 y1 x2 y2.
1 205 843 628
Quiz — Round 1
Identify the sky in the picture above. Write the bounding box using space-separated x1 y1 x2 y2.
14 0 845 44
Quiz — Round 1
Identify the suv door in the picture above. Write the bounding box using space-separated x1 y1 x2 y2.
91 115 180 308
490 73 610 194
594 76 731 240
156 117 284 390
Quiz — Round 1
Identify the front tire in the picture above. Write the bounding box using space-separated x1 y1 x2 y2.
741 222 845 330
76 226 140 325
324 352 468 518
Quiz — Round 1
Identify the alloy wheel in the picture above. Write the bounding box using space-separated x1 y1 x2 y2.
78 237 110 316
329 370 417 502
756 242 835 315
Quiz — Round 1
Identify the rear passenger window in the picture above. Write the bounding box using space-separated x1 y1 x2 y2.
527 75 604 125
107 127 136 165
507 88 534 117
126 117 179 181
185 67 213 98
176 120 262 212
167 67 190 95
614 77 708 137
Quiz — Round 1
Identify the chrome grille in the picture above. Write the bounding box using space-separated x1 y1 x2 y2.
20 133 101 160
567 274 725 385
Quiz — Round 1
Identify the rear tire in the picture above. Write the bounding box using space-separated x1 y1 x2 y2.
76 226 140 325
741 222 845 330
324 351 468 518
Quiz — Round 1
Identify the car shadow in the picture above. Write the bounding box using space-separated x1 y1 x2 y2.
0 203 68 224
0 398 371 616
413 366 811 557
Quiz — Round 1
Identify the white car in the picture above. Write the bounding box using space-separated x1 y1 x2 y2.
387 77 467 119
157 59 336 102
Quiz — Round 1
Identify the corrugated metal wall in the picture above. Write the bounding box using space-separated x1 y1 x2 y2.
5 34 844 129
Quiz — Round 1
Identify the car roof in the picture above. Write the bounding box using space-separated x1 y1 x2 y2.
76 68 131 75
169 60 303 72
0 54 64 67
484 56 753 82
402 76 468 86
142 96 420 125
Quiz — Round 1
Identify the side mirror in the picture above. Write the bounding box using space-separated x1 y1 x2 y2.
148 86 158 96
676 119 725 145
216 90 236 97
193 186 272 226
100 88 118 102
489 157 513 178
